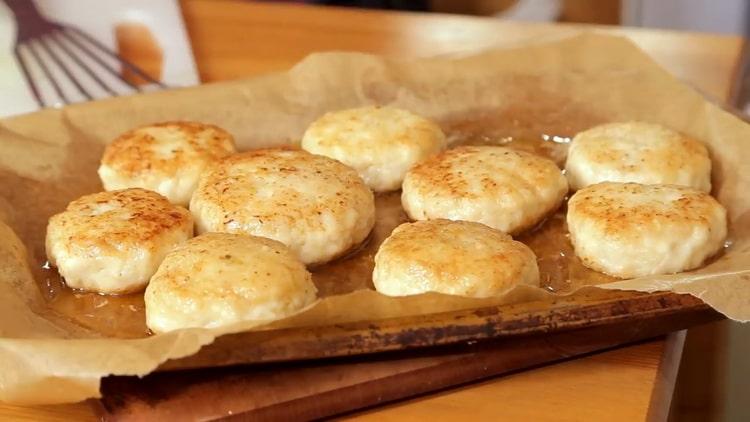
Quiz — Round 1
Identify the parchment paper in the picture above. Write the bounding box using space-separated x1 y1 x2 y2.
1 33 749 405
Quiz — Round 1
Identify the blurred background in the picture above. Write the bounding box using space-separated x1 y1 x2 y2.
306 0 749 36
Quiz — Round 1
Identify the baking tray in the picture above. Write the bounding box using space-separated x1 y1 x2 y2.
159 289 713 371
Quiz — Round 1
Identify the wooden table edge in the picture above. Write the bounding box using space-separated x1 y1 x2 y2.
646 330 688 422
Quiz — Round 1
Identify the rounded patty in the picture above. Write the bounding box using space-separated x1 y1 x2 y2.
565 121 711 192
145 232 317 332
402 146 568 234
301 106 446 192
98 121 237 205
567 182 727 278
46 188 193 294
189 148 375 265
373 219 539 297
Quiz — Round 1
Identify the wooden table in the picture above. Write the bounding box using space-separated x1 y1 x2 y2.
1 1 744 420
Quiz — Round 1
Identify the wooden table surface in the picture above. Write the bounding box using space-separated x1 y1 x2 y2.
2 1 744 420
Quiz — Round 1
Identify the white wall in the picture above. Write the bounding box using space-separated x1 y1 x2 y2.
623 0 748 35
